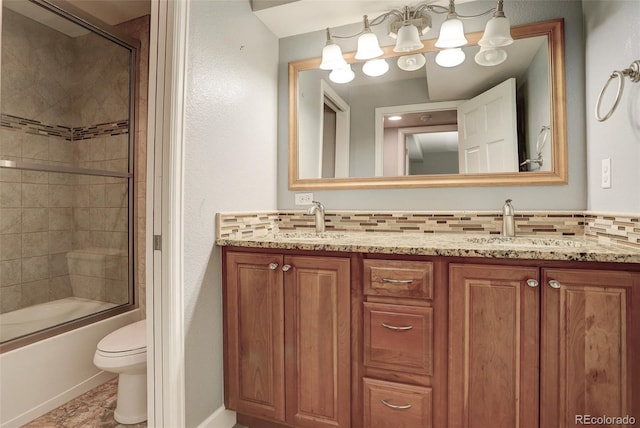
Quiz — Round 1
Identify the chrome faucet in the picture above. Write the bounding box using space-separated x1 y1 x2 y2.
502 199 516 237
307 201 326 234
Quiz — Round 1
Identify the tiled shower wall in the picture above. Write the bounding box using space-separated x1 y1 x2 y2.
0 9 149 315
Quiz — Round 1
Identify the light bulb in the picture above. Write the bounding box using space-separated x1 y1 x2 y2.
329 64 355 83
435 48 466 67
362 59 389 77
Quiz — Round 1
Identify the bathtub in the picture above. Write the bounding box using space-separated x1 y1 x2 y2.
0 297 118 342
0 306 141 428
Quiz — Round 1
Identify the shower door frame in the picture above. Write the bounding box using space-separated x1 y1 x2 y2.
0 0 140 352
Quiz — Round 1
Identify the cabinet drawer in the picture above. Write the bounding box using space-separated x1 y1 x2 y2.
364 302 433 375
363 378 432 428
363 259 433 299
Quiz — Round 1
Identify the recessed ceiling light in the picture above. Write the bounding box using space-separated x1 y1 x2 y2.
388 115 402 121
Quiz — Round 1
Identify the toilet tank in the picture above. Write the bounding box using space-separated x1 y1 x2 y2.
66 248 128 304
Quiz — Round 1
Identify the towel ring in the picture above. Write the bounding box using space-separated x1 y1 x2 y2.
595 60 640 122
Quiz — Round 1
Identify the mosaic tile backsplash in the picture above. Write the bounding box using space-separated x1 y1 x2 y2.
217 210 640 250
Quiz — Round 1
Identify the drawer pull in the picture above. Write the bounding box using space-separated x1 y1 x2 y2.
380 399 412 410
381 322 413 331
381 278 413 284
548 280 561 289
268 263 279 270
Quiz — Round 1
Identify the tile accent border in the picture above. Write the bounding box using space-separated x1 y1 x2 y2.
585 212 640 250
216 211 279 239
217 210 640 251
1 113 128 141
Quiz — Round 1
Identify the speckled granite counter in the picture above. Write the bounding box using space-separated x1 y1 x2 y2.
216 231 640 264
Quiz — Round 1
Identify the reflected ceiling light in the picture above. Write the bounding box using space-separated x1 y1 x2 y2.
478 0 513 47
329 64 355 83
320 29 347 70
319 1 512 79
355 16 384 60
475 46 507 66
389 115 403 121
435 48 466 67
362 59 389 77
397 53 426 71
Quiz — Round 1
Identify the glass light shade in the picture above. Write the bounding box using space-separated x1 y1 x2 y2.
435 48 466 67
474 46 507 66
320 43 347 70
435 17 467 48
397 53 426 71
362 59 389 77
329 64 355 83
478 16 513 47
393 24 424 52
355 32 384 60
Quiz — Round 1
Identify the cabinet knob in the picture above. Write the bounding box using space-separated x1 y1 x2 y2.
526 279 539 288
548 280 561 289
268 263 278 270
282 264 292 272
380 399 412 410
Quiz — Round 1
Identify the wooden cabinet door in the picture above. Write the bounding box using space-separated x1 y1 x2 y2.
449 264 540 428
541 268 640 428
224 252 285 422
284 255 351 428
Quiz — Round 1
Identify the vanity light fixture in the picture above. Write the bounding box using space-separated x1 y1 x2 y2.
475 46 508 66
397 53 427 71
355 16 384 60
329 64 355 83
362 58 390 77
319 0 513 81
434 1 467 48
436 48 466 67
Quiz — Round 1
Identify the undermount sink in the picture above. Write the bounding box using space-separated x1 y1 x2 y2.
273 232 347 240
463 236 587 248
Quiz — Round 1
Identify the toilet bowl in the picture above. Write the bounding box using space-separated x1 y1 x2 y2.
94 319 147 424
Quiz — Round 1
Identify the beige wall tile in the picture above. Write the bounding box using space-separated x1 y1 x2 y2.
0 259 22 286
22 183 48 207
21 279 50 306
49 252 69 277
49 184 73 207
0 234 22 261
49 207 73 230
22 232 49 257
22 136 49 161
49 230 72 254
0 284 22 313
22 170 49 184
50 275 72 300
0 182 22 207
0 129 22 157
22 256 49 282
0 208 22 234
22 208 48 232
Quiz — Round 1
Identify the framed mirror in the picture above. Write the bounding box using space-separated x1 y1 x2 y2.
289 19 567 189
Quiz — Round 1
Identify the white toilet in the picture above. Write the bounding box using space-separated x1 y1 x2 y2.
94 319 147 424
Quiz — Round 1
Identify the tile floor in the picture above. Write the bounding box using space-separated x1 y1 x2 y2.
23 378 146 428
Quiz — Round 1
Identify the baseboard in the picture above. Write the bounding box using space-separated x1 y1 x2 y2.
0 371 116 428
197 406 237 428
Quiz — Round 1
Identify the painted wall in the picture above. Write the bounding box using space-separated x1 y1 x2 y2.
278 0 587 211
584 0 640 213
183 0 278 425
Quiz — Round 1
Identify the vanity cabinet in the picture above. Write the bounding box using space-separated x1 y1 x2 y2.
449 263 640 428
224 250 351 428
362 258 447 428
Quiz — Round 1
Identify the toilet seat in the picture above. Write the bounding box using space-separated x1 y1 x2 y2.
97 319 146 353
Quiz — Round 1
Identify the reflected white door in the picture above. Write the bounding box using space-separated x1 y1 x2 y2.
457 78 518 173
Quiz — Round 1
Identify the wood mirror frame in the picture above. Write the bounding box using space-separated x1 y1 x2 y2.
288 19 566 190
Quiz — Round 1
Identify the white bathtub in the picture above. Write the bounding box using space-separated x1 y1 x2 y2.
0 297 118 342
0 307 141 428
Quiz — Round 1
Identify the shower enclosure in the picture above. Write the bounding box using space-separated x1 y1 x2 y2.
0 0 137 350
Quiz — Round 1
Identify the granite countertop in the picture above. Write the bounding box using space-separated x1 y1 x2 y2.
216 231 640 264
